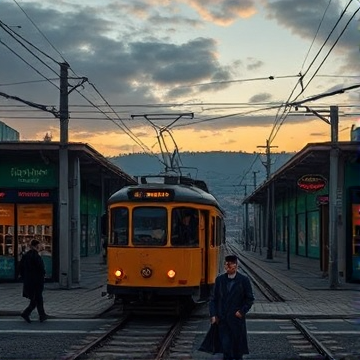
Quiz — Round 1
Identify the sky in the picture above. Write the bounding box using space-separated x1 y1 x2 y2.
1 0 360 157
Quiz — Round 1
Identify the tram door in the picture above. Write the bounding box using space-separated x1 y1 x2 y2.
350 188 360 281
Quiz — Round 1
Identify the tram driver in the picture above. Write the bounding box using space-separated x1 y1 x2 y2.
172 209 199 246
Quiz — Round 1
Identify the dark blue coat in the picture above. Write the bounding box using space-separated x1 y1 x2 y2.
19 249 45 299
209 271 254 358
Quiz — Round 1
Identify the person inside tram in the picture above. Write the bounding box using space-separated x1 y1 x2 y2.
172 209 199 246
147 216 165 245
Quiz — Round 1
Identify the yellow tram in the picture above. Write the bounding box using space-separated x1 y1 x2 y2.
105 175 225 307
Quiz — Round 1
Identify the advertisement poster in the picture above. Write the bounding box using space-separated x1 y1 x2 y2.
0 204 15 279
17 204 53 278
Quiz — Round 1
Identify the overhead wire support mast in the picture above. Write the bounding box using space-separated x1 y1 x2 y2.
257 140 278 260
58 62 88 289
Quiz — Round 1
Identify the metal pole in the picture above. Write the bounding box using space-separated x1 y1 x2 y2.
257 140 277 259
245 185 249 250
266 140 273 259
328 105 339 288
59 62 71 289
253 171 258 252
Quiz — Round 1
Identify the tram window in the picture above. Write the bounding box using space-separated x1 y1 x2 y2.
132 207 167 246
216 217 222 246
171 208 199 247
222 221 226 244
210 217 215 247
111 207 129 245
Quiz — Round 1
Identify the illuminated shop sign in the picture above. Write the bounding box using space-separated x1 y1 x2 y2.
316 194 329 206
297 175 327 192
0 189 55 202
128 189 174 201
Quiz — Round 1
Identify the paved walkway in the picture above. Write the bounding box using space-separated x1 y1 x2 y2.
0 251 359 320
0 255 112 319
239 249 360 319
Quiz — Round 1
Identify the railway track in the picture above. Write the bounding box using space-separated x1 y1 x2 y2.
62 314 185 360
291 318 336 360
226 244 285 302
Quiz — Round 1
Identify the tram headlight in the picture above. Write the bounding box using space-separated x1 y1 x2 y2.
167 269 176 279
114 268 124 279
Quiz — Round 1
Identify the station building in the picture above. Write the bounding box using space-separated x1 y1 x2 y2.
243 141 360 284
0 140 136 282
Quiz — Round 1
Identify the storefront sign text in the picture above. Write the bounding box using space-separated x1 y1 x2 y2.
0 163 57 188
297 174 327 192
18 191 50 198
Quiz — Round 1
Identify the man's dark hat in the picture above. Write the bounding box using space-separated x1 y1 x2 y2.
225 255 238 263
30 239 40 247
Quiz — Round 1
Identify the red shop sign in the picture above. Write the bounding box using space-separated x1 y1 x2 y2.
297 174 327 193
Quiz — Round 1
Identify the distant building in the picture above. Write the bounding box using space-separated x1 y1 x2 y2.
0 121 19 141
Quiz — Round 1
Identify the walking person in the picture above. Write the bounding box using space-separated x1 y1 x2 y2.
19 239 48 323
209 254 255 360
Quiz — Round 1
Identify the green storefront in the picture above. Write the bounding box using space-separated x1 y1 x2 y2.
0 161 58 280
244 141 360 283
0 142 136 281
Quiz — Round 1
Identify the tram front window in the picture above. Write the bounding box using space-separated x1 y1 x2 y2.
111 207 129 245
171 208 199 246
132 207 167 246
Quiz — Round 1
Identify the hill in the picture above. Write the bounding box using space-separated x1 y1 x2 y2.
109 151 295 240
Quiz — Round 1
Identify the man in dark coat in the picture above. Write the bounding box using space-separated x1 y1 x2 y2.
19 239 48 323
209 255 254 360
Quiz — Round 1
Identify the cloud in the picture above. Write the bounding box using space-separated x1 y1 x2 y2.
186 0 258 26
2 0 360 156
249 93 272 103
246 58 264 71
265 0 360 70
0 1 235 135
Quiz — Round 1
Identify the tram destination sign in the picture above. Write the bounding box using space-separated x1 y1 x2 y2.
128 189 175 201
297 174 327 192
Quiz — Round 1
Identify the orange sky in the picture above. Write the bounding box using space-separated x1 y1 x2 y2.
62 117 355 157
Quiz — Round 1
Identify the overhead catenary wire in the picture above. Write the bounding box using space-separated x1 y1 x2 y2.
0 39 60 90
2 0 359 160
235 0 357 199
0 19 60 69
1 3 163 165
267 0 358 145
300 0 333 72
172 74 298 89
299 5 360 96
86 82 155 156
11 0 66 64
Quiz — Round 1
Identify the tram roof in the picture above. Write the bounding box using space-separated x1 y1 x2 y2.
242 141 360 204
108 182 223 210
